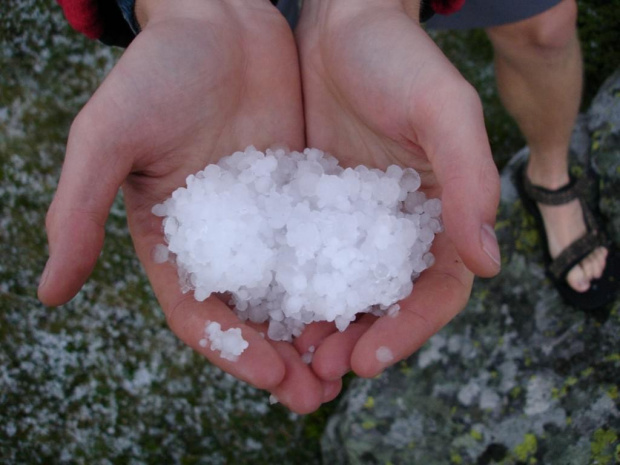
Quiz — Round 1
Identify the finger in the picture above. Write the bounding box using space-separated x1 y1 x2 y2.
124 201 286 390
269 341 325 414
311 315 375 381
293 321 338 355
322 378 343 403
38 109 134 306
169 295 287 389
351 233 473 378
415 78 502 278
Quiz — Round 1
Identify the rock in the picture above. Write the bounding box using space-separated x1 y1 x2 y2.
321 70 620 464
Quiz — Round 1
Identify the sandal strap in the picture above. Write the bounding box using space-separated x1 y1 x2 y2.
549 229 608 280
523 172 590 206
521 165 611 280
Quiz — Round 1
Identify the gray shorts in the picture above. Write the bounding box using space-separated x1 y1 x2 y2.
276 0 564 30
426 0 564 30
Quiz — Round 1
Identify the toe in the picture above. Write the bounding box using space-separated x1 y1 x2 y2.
590 246 608 280
565 246 609 292
580 251 599 282
566 264 590 293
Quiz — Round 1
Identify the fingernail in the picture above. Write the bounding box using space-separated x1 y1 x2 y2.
481 224 501 268
322 382 334 400
39 259 51 290
576 280 590 292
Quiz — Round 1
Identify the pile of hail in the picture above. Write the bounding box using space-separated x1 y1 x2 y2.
152 146 442 356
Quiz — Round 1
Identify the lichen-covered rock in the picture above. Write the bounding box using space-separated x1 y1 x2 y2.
321 70 620 465
0 2 319 463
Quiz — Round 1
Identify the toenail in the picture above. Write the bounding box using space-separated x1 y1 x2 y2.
575 280 590 292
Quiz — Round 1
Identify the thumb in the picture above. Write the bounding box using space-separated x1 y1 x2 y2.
418 83 501 277
38 110 133 306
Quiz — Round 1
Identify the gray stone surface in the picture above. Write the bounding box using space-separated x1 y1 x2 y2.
322 70 620 465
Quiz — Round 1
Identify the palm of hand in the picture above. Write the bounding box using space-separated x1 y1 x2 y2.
299 6 464 182
294 4 500 380
40 5 339 413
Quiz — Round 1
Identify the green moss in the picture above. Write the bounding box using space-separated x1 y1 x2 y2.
399 361 413 376
514 433 538 462
590 428 618 465
580 367 594 378
495 219 512 232
475 288 490 301
362 420 376 430
603 353 620 363
470 429 483 441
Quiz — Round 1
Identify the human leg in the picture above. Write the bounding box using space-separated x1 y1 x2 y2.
485 0 607 293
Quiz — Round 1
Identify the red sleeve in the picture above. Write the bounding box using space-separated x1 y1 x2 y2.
56 0 134 47
431 0 466 15
56 0 104 40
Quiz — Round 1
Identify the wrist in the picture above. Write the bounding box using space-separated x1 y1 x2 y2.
135 0 163 29
135 0 277 29
403 0 422 22
299 0 421 36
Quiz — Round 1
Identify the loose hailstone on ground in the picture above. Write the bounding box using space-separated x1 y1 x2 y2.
152 146 442 358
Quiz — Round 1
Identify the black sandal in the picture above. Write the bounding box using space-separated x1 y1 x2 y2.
514 161 620 311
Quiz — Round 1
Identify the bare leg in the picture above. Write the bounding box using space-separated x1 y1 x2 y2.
486 0 607 292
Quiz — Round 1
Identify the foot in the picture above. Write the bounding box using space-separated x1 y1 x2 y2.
527 165 608 292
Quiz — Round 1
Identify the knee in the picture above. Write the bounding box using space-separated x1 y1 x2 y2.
487 0 578 54
528 0 578 51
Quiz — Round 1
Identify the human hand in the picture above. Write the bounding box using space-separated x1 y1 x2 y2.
38 0 340 413
294 0 501 380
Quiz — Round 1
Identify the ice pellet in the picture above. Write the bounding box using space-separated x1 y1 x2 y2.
200 321 248 362
152 147 442 342
376 346 394 363
152 244 169 264
387 304 401 318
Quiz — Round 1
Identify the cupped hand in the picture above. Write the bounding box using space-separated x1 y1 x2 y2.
38 0 340 413
294 0 502 380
